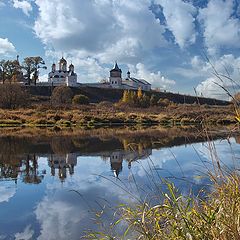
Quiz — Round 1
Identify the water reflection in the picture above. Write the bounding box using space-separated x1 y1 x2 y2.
0 147 153 183
0 127 238 239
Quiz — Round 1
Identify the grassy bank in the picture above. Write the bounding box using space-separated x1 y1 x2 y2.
0 103 236 127
86 172 240 239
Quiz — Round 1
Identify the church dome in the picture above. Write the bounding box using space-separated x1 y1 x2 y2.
59 57 67 64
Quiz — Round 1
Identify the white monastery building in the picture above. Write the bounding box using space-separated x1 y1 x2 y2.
41 58 151 91
47 57 78 87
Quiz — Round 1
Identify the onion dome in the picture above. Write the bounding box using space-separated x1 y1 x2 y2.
59 57 67 64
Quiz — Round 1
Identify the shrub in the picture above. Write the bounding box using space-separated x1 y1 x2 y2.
72 94 89 105
150 94 158 106
138 94 150 108
158 98 172 107
0 84 28 109
51 86 73 105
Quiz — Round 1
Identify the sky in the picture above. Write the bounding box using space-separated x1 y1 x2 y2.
0 0 240 100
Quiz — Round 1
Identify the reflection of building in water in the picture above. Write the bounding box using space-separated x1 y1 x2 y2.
107 148 152 178
110 152 123 178
48 153 77 182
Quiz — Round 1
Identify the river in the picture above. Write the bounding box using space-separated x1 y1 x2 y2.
0 126 239 239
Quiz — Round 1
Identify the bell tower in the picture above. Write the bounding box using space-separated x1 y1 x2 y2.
109 62 122 88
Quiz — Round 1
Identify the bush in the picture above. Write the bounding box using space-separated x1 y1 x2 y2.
158 98 172 107
0 84 28 109
51 86 73 105
150 94 158 106
72 94 89 105
138 94 150 108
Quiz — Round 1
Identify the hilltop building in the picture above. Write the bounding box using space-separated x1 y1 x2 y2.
40 60 151 91
109 62 151 91
47 57 78 87
86 62 151 91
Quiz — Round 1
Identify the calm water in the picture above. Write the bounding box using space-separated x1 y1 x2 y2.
0 127 239 239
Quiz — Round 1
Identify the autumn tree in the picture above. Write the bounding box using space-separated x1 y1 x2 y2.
51 86 73 105
122 90 129 103
137 87 143 99
0 84 28 109
0 59 23 84
22 56 46 85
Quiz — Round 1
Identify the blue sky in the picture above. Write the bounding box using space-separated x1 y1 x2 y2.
0 0 240 99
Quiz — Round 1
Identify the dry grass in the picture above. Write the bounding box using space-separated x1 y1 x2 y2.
85 155 240 240
0 103 235 127
100 173 239 240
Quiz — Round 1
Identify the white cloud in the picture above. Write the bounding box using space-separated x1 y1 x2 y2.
198 0 240 55
0 185 16 203
0 38 16 55
15 225 34 240
12 0 32 16
36 198 85 240
196 54 240 100
130 63 175 89
156 0 197 48
74 57 110 83
33 0 166 64
38 74 48 82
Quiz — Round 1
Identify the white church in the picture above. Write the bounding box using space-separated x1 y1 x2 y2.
41 57 151 91
47 57 78 87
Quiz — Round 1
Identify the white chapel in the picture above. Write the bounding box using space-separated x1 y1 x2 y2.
48 57 78 87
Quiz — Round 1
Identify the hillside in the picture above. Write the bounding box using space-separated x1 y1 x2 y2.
25 86 230 106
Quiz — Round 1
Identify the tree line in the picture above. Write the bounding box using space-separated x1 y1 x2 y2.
0 56 46 85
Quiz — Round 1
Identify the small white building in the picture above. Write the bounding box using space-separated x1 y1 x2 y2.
48 57 78 87
123 71 151 91
109 62 151 91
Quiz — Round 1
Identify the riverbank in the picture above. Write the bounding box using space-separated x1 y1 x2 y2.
0 103 236 127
